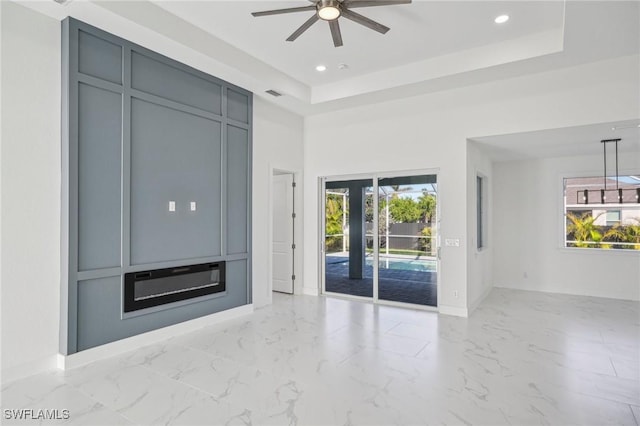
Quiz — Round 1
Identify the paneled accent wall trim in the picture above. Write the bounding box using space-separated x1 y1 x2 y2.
61 18 252 354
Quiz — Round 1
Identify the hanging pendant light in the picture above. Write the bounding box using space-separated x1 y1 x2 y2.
576 139 639 205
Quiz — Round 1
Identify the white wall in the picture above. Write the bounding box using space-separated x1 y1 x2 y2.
303 114 470 314
252 97 304 307
492 153 640 301
0 2 304 381
1 1 61 381
466 142 494 311
303 54 639 316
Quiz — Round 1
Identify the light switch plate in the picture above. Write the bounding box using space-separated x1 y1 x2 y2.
445 238 460 247
190 201 196 211
169 201 176 212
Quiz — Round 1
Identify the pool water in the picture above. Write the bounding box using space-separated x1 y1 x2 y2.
366 258 437 272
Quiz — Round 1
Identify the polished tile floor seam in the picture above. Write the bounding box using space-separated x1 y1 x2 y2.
1 287 639 425
65 381 136 425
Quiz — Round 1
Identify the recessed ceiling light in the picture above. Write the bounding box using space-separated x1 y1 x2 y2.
316 65 327 72
494 15 510 24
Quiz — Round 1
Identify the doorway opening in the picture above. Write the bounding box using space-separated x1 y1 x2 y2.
322 172 438 308
272 171 295 294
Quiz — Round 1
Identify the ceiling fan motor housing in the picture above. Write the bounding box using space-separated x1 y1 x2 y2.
317 0 342 21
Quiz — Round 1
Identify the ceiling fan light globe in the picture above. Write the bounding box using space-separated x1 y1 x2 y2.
318 6 340 20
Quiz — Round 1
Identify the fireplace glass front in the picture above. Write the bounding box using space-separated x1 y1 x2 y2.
124 262 225 312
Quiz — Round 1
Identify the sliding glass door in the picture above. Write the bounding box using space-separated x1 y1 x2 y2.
322 173 438 308
324 179 374 298
376 176 438 306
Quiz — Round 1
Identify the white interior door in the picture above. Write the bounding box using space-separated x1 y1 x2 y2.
272 173 294 294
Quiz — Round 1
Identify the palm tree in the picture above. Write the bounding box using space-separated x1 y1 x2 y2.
566 212 604 248
604 218 640 250
325 194 345 251
418 192 436 223
390 185 412 195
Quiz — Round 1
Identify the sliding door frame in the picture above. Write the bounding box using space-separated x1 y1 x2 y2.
319 168 440 311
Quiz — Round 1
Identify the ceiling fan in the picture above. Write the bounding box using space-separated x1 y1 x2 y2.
251 0 412 47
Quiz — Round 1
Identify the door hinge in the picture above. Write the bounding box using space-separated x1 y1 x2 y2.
292 212 296 219
292 243 296 249
292 274 296 281
292 181 297 188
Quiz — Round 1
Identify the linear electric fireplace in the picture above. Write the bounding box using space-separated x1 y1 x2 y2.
124 262 226 312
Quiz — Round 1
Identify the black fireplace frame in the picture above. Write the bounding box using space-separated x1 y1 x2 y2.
124 262 226 313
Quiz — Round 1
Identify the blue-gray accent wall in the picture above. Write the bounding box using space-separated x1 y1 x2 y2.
61 18 252 354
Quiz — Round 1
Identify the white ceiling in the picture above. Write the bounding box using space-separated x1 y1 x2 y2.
22 0 639 113
146 0 638 108
154 1 565 86
471 120 640 162
15 0 640 165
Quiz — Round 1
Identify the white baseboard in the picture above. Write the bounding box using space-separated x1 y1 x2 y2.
303 286 319 296
493 284 639 302
1 355 58 385
468 285 494 315
58 304 253 371
438 304 468 318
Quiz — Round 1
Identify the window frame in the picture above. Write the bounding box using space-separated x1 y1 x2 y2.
562 174 640 252
476 174 487 251
605 210 622 226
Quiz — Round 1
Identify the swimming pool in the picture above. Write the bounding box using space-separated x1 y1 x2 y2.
366 257 437 272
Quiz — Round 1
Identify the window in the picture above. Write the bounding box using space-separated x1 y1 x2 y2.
606 210 621 226
564 176 640 250
477 175 485 249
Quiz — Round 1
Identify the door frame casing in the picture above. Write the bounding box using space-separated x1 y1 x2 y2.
319 168 441 311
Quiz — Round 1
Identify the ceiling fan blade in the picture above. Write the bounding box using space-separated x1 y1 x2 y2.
286 14 320 41
329 19 343 47
340 9 390 34
252 5 316 17
343 0 411 8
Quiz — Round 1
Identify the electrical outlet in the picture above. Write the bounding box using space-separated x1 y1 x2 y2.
168 201 176 212
454 290 459 298
190 201 196 211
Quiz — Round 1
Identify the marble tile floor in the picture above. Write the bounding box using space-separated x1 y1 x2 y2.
1 288 639 425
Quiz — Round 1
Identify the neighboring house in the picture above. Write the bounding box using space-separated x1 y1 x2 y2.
565 176 640 226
